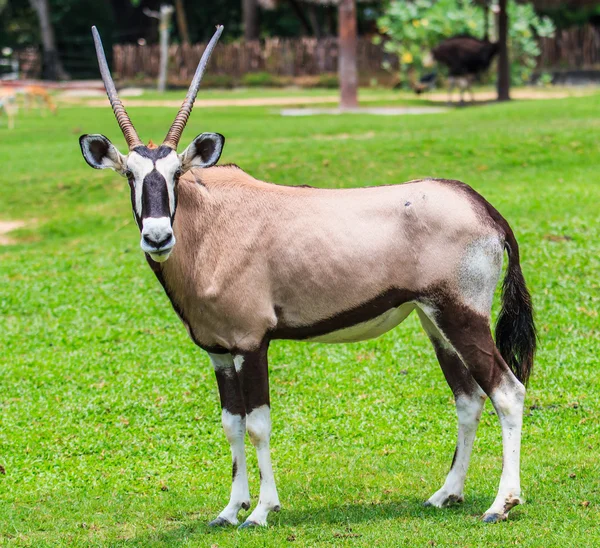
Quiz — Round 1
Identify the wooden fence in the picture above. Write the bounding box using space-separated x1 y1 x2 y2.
112 37 398 84
113 26 600 83
12 25 600 84
537 25 600 69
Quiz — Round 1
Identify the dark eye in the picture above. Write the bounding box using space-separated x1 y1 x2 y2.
174 169 182 179
125 169 133 179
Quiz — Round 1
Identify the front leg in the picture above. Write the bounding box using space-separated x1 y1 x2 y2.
234 342 281 528
208 353 251 527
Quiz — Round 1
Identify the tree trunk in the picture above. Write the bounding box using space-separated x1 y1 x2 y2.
307 5 323 38
483 1 489 41
326 6 337 37
243 0 260 41
157 5 174 92
29 0 69 80
175 0 190 45
145 4 174 92
497 0 510 101
338 0 358 109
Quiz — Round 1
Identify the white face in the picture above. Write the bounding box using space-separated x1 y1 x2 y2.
79 132 225 263
126 148 181 263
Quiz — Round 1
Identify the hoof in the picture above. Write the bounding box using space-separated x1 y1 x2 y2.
424 494 464 508
208 516 235 528
444 494 464 506
238 520 261 530
503 496 522 513
482 513 507 524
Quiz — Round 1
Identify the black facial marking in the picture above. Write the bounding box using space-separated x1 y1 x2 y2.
128 175 142 229
141 170 171 219
132 145 173 160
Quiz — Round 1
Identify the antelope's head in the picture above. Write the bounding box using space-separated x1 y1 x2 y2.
79 26 224 263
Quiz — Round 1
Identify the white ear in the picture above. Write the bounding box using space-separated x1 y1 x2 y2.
79 134 127 174
179 133 225 172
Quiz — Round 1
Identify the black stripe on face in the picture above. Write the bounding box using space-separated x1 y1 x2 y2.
132 144 173 160
128 175 142 229
141 169 171 219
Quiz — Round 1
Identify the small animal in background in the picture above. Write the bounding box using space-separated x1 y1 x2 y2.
21 85 57 115
0 88 17 129
414 71 438 95
430 35 499 103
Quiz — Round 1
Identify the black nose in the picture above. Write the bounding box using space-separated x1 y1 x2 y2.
143 233 173 249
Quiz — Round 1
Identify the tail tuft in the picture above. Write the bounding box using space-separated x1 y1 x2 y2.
495 239 536 386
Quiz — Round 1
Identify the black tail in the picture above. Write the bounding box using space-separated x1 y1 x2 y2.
495 232 536 386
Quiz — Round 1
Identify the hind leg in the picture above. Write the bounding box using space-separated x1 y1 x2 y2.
418 308 486 508
430 302 526 522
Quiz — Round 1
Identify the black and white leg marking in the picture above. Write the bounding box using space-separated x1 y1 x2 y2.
426 302 526 522
234 342 280 528
418 308 486 508
208 353 251 527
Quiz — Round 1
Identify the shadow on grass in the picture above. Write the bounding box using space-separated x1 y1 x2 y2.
120 495 515 546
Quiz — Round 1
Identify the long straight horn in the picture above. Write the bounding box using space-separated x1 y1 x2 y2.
163 25 224 150
91 26 142 150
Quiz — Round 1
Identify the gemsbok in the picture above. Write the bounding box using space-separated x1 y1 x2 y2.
79 25 536 528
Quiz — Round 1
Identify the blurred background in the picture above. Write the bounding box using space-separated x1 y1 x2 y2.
1 0 600 107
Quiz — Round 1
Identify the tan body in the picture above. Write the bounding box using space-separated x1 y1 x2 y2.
146 165 534 526
161 166 501 352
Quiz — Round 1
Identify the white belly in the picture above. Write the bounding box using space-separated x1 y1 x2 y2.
307 303 415 343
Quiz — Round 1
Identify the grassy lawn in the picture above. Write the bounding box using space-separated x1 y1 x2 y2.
0 89 599 546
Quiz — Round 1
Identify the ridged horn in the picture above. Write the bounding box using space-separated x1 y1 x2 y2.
91 26 142 150
163 25 224 150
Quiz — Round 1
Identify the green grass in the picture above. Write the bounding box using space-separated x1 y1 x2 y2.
0 89 599 547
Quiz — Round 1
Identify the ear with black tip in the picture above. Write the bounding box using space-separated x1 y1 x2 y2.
179 133 225 172
79 134 127 174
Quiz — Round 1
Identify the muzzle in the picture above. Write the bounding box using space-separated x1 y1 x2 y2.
140 217 176 262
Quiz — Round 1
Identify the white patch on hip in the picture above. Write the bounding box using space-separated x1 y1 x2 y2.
307 303 415 343
126 153 154 217
457 236 503 315
155 152 180 215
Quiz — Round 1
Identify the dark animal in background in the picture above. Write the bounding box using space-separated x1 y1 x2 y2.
414 71 438 95
430 35 499 103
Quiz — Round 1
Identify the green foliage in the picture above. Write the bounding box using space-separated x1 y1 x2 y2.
541 4 600 30
0 90 599 545
377 0 555 87
316 72 339 88
200 73 236 89
241 71 280 87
